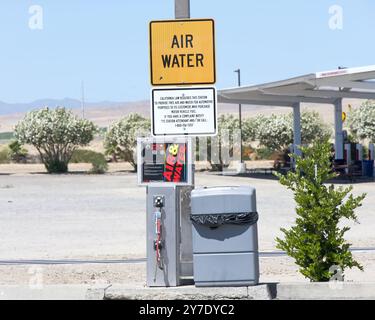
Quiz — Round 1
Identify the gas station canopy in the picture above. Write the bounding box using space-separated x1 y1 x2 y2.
219 65 375 105
218 65 375 159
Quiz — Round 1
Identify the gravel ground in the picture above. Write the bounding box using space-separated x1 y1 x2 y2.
1 166 375 284
0 253 373 286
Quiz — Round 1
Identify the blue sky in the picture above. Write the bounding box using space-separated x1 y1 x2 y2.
0 0 374 103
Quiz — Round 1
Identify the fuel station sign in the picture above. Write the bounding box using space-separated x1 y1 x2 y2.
149 19 215 86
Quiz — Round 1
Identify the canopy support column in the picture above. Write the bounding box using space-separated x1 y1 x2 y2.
292 102 302 156
334 98 344 160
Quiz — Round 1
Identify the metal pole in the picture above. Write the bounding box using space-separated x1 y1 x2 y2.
292 102 302 157
172 0 194 285
175 0 190 19
81 80 85 118
234 69 243 163
334 98 344 160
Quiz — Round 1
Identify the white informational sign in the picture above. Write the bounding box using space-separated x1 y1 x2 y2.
151 87 217 136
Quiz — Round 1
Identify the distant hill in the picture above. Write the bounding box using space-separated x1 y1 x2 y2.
0 98 365 133
0 99 131 115
0 99 150 132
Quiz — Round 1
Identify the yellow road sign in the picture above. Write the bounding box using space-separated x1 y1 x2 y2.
149 19 215 86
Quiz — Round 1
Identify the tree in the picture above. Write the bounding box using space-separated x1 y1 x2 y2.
348 100 375 142
275 140 366 282
299 111 331 145
15 107 96 173
242 115 261 142
104 113 150 171
248 111 331 152
255 114 293 152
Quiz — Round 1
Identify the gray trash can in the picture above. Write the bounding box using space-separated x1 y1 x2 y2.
190 186 259 287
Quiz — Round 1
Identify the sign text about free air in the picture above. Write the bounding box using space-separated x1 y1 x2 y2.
151 87 217 137
149 19 215 86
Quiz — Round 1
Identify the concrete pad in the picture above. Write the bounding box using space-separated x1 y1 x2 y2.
104 282 375 300
104 284 275 300
1 282 375 300
276 282 375 300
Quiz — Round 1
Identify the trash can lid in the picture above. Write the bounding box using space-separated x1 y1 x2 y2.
192 186 256 197
191 186 256 215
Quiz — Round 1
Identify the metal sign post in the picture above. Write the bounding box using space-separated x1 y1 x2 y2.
140 0 216 287
175 0 190 19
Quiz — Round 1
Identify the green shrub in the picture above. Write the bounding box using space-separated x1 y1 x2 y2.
70 149 92 163
89 155 108 174
8 140 28 163
97 127 107 137
255 147 274 160
70 149 108 174
0 147 10 164
275 140 366 281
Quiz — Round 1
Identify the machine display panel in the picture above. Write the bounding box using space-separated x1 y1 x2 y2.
137 138 193 185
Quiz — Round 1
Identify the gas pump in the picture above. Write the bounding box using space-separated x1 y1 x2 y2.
138 137 194 287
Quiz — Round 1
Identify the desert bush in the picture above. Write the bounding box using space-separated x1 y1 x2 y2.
104 113 150 171
255 147 274 160
241 116 260 142
0 146 10 164
248 111 331 152
299 111 332 145
8 140 28 163
275 140 365 281
70 149 108 174
15 107 96 173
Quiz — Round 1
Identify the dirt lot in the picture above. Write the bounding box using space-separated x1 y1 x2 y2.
1 165 375 285
0 253 373 286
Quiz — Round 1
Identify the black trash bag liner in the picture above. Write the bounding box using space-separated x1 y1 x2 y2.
190 212 258 227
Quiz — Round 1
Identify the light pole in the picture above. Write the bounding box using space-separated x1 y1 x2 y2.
234 69 245 172
81 80 85 118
